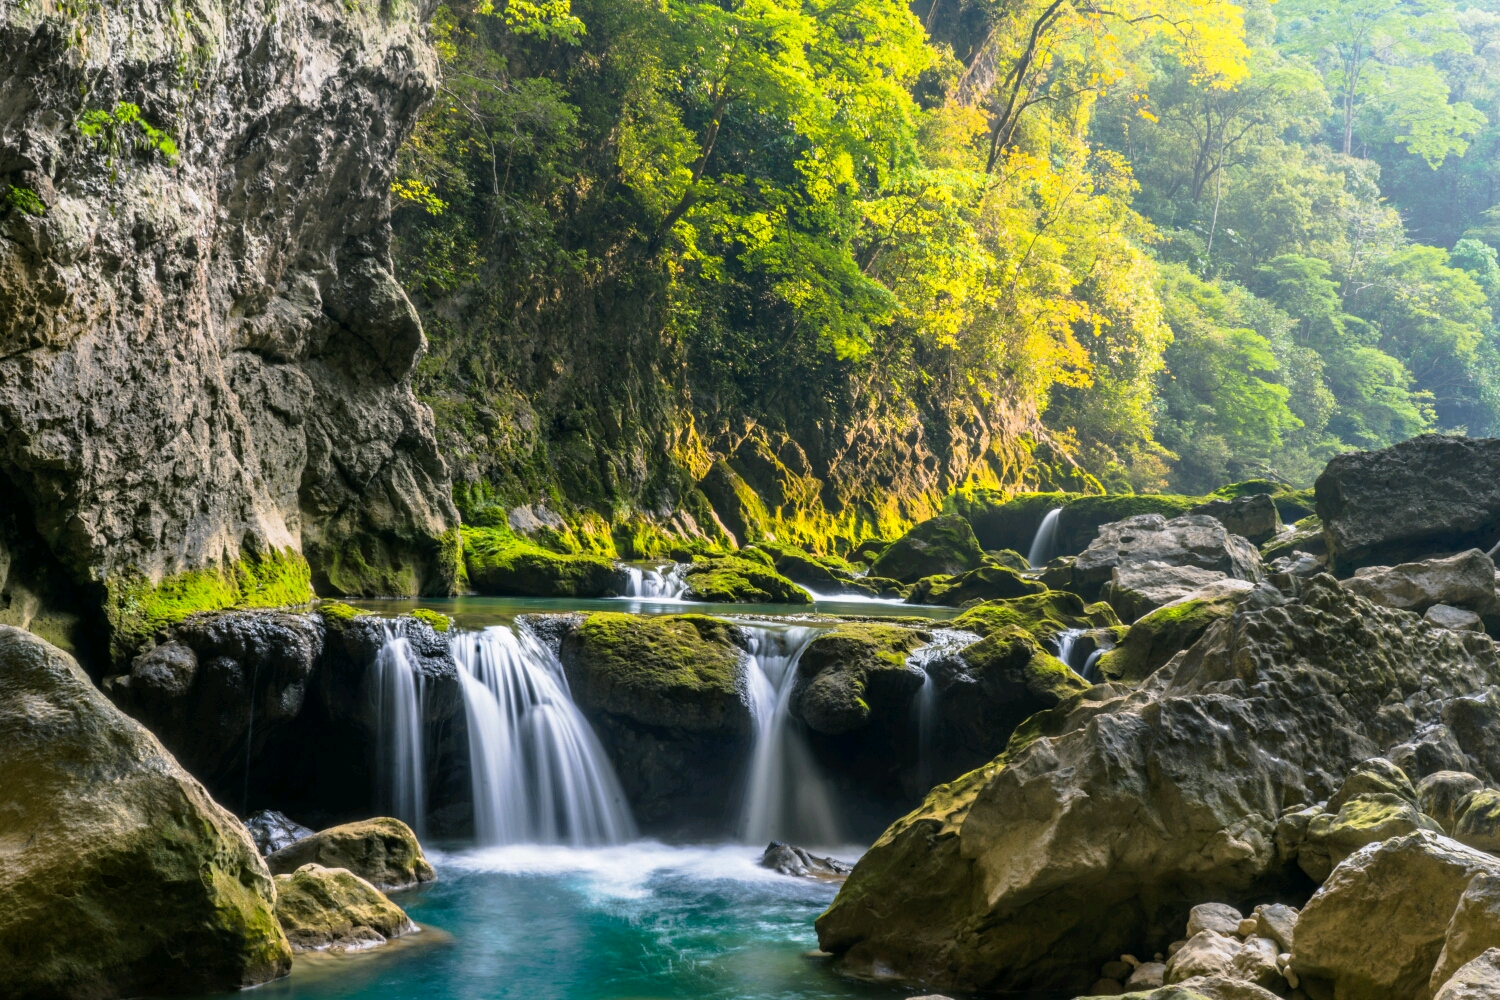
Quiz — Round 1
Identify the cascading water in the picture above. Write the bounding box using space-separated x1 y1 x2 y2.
738 624 841 845
908 629 982 790
1027 507 1063 568
1053 627 1084 672
621 563 689 599
375 622 427 837
454 625 636 847
1051 627 1106 684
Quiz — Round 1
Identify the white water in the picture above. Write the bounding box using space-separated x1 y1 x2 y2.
453 625 637 847
1081 648 1105 683
907 629 982 789
622 563 689 599
737 624 842 845
1027 507 1063 568
1054 627 1084 672
375 622 427 837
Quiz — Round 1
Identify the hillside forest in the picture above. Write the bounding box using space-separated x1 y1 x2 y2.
391 0 1500 519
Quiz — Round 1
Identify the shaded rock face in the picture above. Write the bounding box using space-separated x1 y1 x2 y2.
871 515 986 583
1189 495 1282 546
1073 515 1262 599
1102 562 1232 623
1340 549 1498 617
815 578 1500 993
0 0 458 669
246 810 316 856
1316 435 1500 574
0 625 291 998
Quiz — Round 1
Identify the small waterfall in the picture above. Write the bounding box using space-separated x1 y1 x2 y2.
1028 507 1063 568
1053 627 1084 672
1052 627 1107 684
375 623 427 837
738 624 841 845
454 625 636 846
1081 648 1105 683
622 563 689 599
907 629 981 790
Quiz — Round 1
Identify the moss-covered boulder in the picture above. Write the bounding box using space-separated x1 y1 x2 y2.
272 864 417 953
1094 596 1239 684
985 549 1031 571
960 626 1089 708
463 526 618 597
791 623 926 734
265 818 435 891
954 490 1203 560
951 591 1120 644
681 556 811 603
871 515 986 583
0 625 292 998
1297 793 1443 882
907 565 1048 607
559 613 750 732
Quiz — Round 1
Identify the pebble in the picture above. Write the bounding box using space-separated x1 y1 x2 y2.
1237 918 1259 937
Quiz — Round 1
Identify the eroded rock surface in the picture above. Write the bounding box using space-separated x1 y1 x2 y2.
1072 515 1262 598
264 817 435 891
272 863 417 953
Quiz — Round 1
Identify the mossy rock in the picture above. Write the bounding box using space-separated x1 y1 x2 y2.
960 625 1090 707
1094 597 1237 684
681 557 810 604
907 565 1047 607
1261 514 1325 561
984 549 1030 571
1298 793 1444 882
265 818 435 891
463 526 618 597
791 623 925 734
953 490 1202 559
951 590 1120 643
752 542 860 593
273 864 417 953
870 515 986 583
1211 479 1318 523
409 608 451 633
559 613 750 732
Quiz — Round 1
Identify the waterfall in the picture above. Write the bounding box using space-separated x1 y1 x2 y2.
621 563 689 599
1081 649 1105 683
908 630 981 790
1027 507 1063 568
375 623 427 837
1053 627 1084 672
738 624 842 845
1052 626 1106 684
454 625 636 847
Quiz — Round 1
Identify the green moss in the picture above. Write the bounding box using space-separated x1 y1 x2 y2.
314 600 368 622
681 556 811 604
907 565 1047 607
961 625 1090 705
1095 596 1236 684
410 608 451 633
105 547 312 661
1211 480 1317 522
955 490 1201 556
870 515 986 583
951 590 1112 642
463 525 618 597
793 623 925 733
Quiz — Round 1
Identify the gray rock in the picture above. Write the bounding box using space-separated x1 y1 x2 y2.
1430 605 1486 631
1391 725 1476 783
1252 904 1298 953
1073 515 1262 595
1419 772 1487 834
1190 494 1283 545
1430 874 1500 995
1341 549 1498 615
759 843 853 880
246 810 316 857
1434 949 1500 1000
1229 936 1282 990
1171 975 1282 1000
1187 904 1245 937
1165 932 1242 983
1455 790 1500 852
1442 688 1500 784
1127 961 1167 989
1101 562 1230 623
1316 435 1500 574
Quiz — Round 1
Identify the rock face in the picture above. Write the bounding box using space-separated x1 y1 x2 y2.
1435 950 1500 1000
264 818 435 891
1316 435 1500 574
1340 549 1498 616
272 863 417 953
1101 562 1233 623
871 515 986 583
0 625 291 998
815 578 1500 992
1072 515 1262 598
1189 495 1282 546
0 0 458 669
1430 873 1500 994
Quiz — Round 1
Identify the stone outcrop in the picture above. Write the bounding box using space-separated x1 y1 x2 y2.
1072 515 1262 598
0 0 458 669
871 515 986 583
1430 873 1500 994
815 578 1500 992
1435 950 1500 1000
1315 435 1500 574
272 863 418 952
1188 495 1282 546
264 817 435 891
1340 549 1498 616
0 625 291 998
759 842 854 879
246 810 316 856
1101 562 1234 623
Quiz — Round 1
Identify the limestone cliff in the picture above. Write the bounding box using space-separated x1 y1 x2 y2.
0 0 457 666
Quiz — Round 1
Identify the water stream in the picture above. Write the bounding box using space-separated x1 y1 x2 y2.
906 630 982 789
622 563 689 600
374 622 428 838
1027 507 1063 568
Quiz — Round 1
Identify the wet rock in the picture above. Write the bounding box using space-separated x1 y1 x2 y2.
1455 789 1500 852
1341 549 1498 616
1073 515 1262 598
681 557 811 604
0 626 291 997
871 515 987 584
1189 494 1282 546
790 624 925 735
272 864 417 952
265 818 436 891
1100 562 1231 623
1419 772 1487 834
950 591 1120 643
1165 932 1242 983
759 843 854 879
1316 435 1500 574
1326 756 1418 811
1430 873 1500 995
246 810 316 857
1252 904 1297 953
1292 831 1500 1000
1434 949 1500 1000
464 539 619 597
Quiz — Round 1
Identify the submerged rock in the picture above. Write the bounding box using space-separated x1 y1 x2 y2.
759 842 854 879
0 626 291 998
272 864 418 953
264 818 436 891
870 515 986 584
246 810 316 856
815 578 1500 992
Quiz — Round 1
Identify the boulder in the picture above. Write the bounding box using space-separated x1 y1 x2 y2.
264 818 435 891
463 529 619 597
816 578 1500 992
1434 949 1500 1000
950 591 1120 643
0 625 291 998
1455 790 1500 852
1128 963 1168 989
907 566 1047 606
1101 563 1231 623
1186 904 1244 937
790 624 925 734
1296 759 1443 881
1441 688 1500 784
1420 773 1487 834
246 810 316 856
1072 515 1262 597
1189 494 1282 546
1392 726 1477 784
1165 932 1242 983
1430 874 1500 995
1430 605 1485 631
1230 936 1282 990
870 516 987 584
1291 832 1500 1000
759 843 854 879
1315 435 1500 574
1093 596 1239 685
1341 549 1498 616
1326 756 1419 811
1261 516 1326 563
681 557 811 604
1171 976 1282 1000
272 864 418 952
1252 904 1297 953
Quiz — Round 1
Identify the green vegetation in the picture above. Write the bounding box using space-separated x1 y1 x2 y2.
410 608 453 633
462 525 618 596
2 184 45 216
680 556 811 604
952 591 1120 643
1095 596 1238 683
